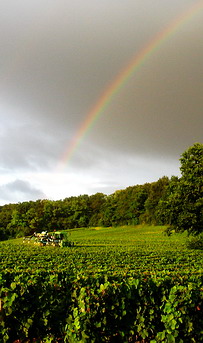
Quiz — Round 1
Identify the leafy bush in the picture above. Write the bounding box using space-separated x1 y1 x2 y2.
186 233 203 250
0 273 203 342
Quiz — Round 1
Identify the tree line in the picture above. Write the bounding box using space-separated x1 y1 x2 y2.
0 143 202 240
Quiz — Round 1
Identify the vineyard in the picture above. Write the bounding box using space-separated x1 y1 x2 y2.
0 225 203 342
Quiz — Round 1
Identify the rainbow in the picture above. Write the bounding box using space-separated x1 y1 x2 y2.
57 0 203 170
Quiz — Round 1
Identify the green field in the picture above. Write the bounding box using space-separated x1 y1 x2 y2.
1 225 202 278
0 225 203 342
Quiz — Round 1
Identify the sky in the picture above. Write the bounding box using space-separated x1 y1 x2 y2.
0 0 203 205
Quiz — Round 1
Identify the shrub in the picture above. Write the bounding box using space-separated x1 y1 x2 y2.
186 232 203 250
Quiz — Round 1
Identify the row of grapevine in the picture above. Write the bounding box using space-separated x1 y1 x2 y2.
0 270 203 342
1 226 203 342
0 240 202 279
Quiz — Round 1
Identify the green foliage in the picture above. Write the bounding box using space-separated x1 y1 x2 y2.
158 143 203 235
186 233 203 250
142 176 169 224
0 180 168 239
0 143 202 240
0 226 203 341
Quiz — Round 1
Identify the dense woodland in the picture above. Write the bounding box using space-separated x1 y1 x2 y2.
0 143 202 240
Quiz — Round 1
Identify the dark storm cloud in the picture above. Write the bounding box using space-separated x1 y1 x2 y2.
0 0 202 204
87 13 203 159
1 0 198 125
0 179 45 203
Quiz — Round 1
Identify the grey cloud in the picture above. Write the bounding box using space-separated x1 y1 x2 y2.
87 23 203 159
0 119 65 171
1 0 197 124
0 179 46 204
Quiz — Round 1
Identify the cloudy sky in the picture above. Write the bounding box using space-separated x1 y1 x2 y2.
0 0 203 205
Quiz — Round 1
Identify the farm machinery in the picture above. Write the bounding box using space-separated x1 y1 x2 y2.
24 231 74 247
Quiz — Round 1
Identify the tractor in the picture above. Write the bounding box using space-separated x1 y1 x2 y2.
51 231 74 247
23 230 74 247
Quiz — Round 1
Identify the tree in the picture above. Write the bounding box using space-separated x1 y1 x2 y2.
161 143 203 235
143 177 169 224
88 193 106 226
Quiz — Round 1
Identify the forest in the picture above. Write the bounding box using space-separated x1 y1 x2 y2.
0 143 202 240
